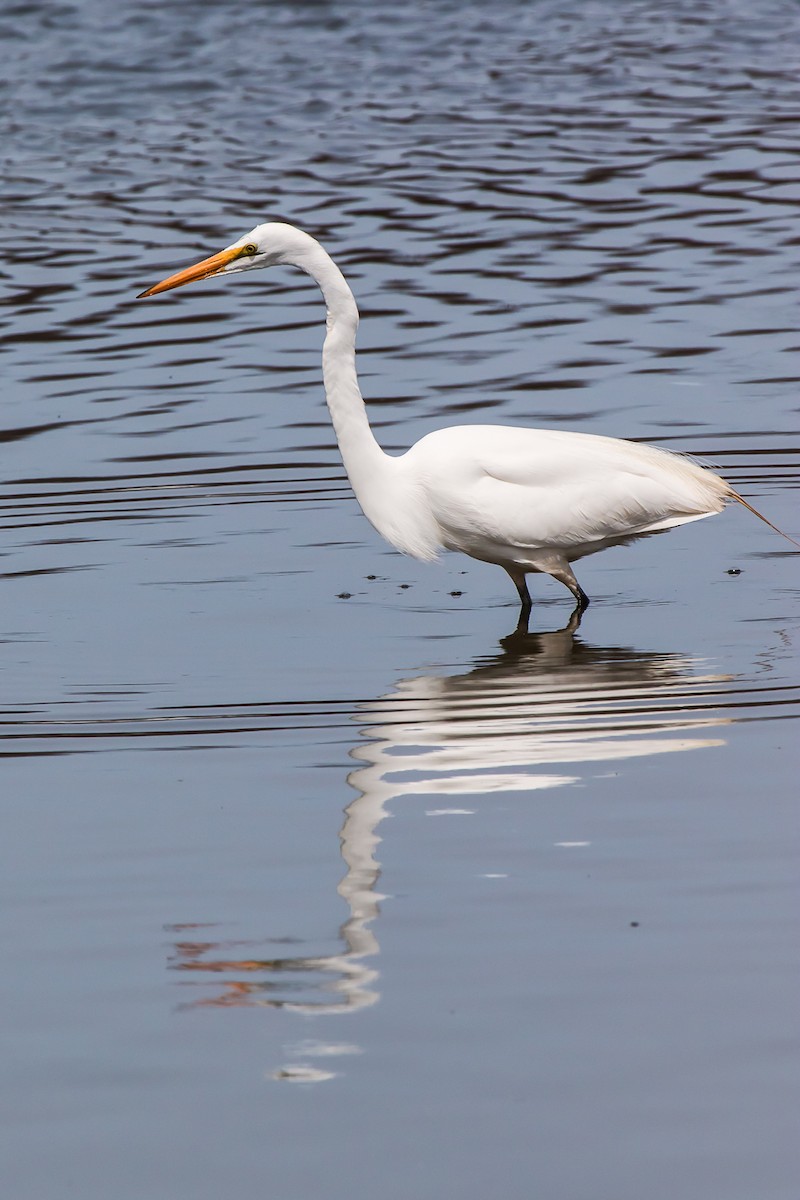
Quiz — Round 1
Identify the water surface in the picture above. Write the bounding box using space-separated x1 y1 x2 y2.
1 2 799 1198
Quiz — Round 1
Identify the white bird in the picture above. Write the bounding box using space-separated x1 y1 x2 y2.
138 222 795 627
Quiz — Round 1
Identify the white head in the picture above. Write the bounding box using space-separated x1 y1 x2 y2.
138 222 320 298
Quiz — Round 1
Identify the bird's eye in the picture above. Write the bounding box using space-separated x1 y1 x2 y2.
243 243 258 256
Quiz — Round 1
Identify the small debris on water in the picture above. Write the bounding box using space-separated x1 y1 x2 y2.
272 1065 336 1083
336 592 352 599
399 583 411 589
726 568 741 575
449 590 463 597
630 921 640 928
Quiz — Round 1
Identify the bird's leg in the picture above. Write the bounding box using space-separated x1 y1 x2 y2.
505 567 533 633
547 562 590 613
573 582 590 613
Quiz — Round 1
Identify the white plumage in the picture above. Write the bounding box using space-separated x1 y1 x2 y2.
139 221 791 626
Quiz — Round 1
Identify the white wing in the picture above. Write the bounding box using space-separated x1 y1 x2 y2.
405 426 730 563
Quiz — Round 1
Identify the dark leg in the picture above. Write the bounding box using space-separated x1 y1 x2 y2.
548 562 590 613
505 566 533 633
573 582 590 613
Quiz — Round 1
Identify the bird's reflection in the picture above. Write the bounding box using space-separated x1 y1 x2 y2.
169 619 731 1018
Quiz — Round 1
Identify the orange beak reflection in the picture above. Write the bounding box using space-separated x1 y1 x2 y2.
137 245 248 298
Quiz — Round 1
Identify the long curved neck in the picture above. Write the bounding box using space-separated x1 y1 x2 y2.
294 240 389 497
272 228 439 563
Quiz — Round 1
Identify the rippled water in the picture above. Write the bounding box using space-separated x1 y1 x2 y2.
2 2 799 1198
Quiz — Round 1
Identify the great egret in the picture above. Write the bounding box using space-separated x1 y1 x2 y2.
138 222 795 624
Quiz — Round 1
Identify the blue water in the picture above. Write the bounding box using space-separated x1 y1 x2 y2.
1 2 799 1197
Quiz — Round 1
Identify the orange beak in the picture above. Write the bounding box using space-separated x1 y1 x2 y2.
137 244 249 298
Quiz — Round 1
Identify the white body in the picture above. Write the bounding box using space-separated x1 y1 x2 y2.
360 423 727 571
140 222 737 614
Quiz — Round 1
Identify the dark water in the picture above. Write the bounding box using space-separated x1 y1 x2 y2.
2 1 799 1197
